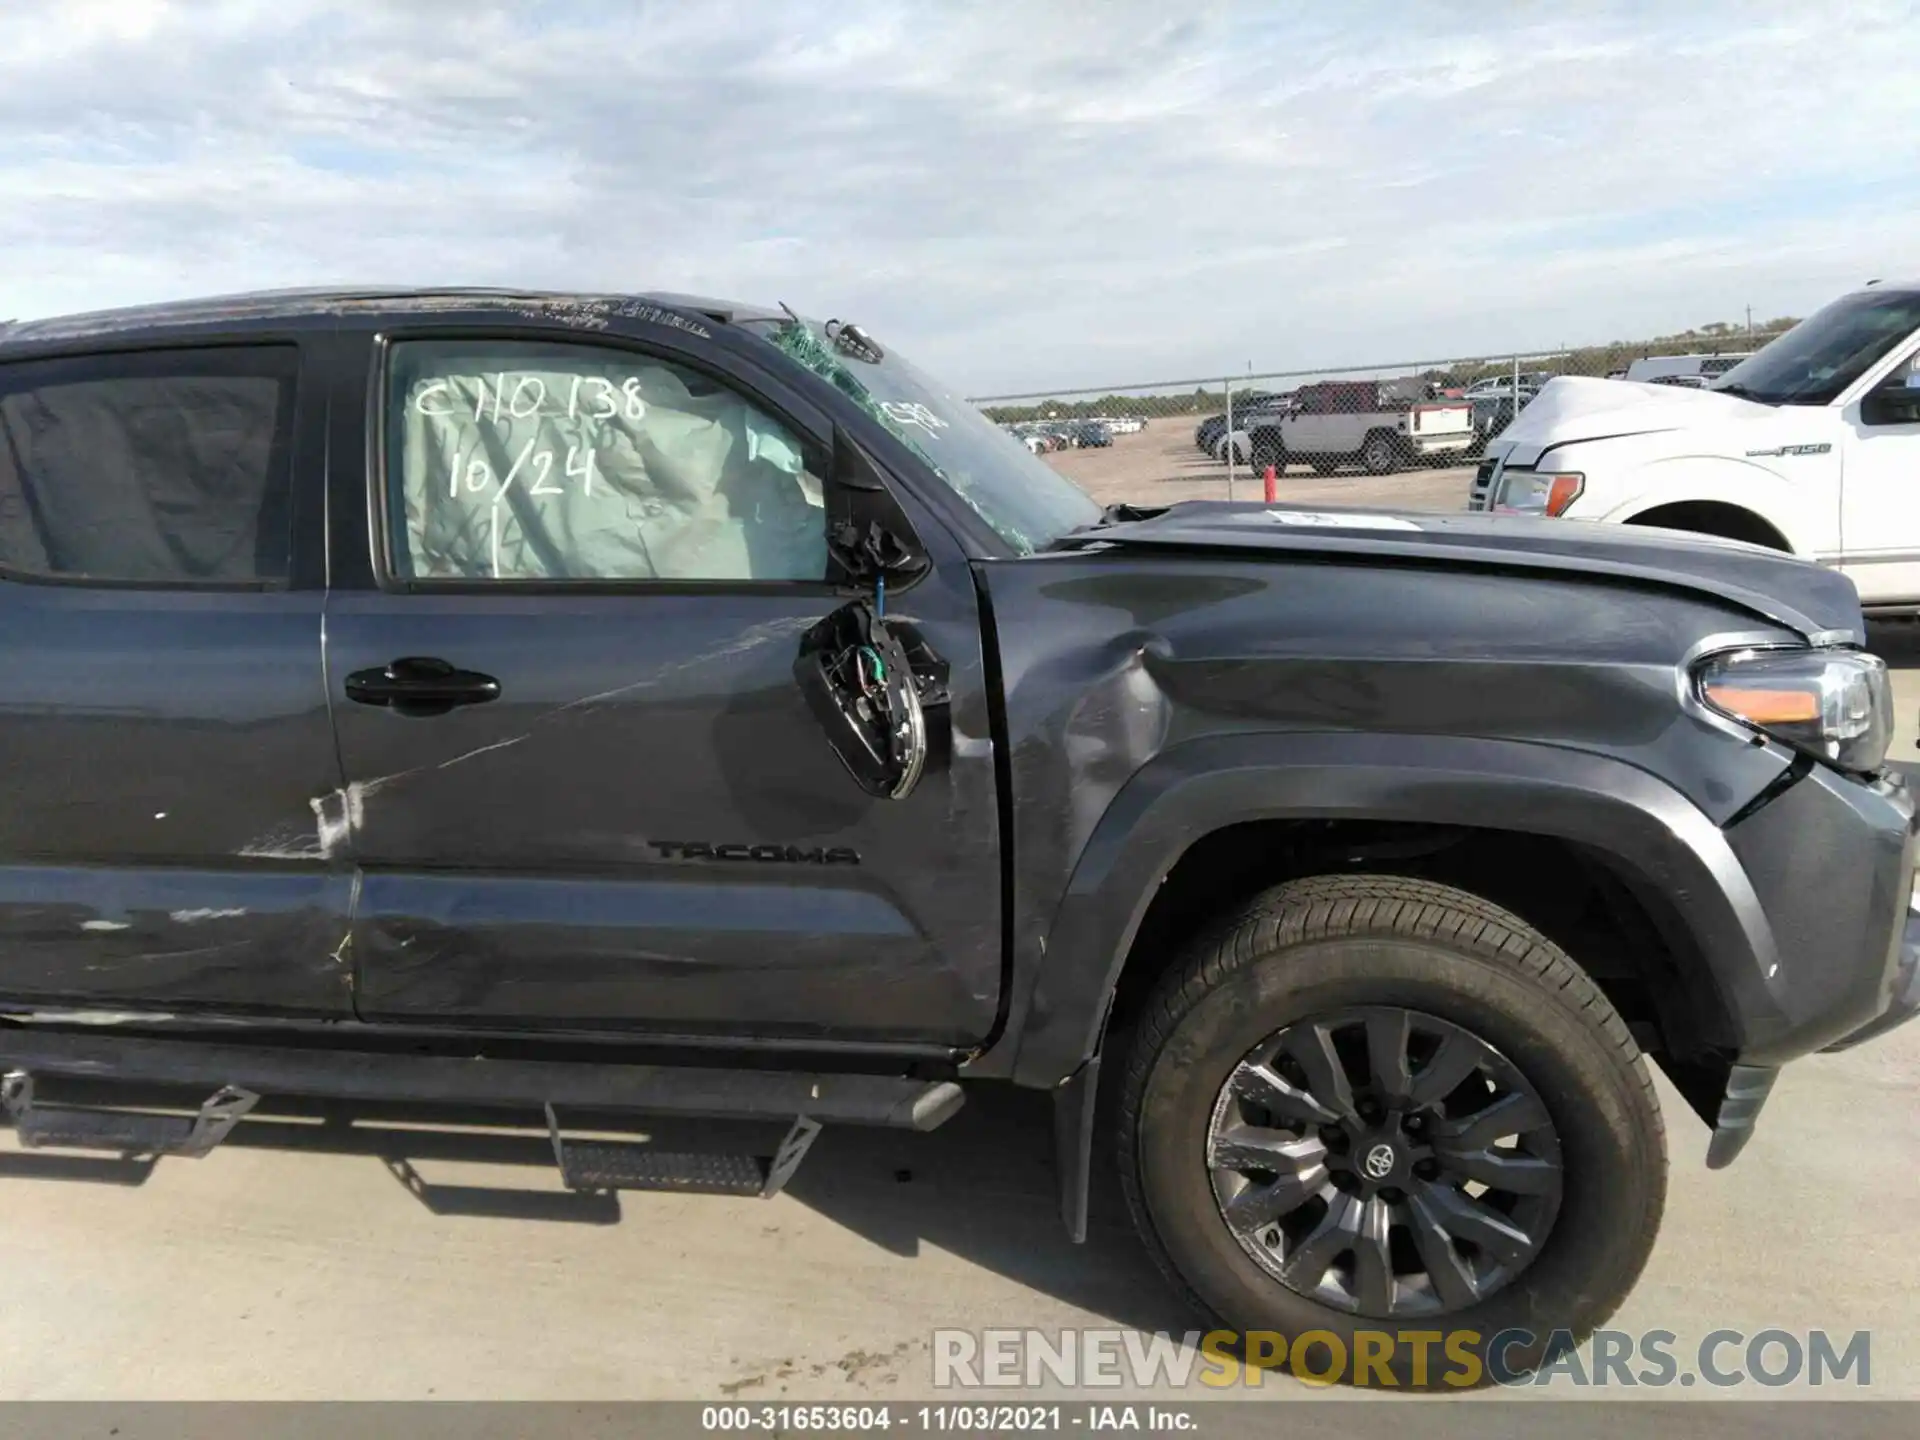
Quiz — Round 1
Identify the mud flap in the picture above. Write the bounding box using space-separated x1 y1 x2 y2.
794 599 949 799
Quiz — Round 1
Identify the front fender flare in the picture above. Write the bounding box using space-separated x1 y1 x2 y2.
1009 731 1784 1087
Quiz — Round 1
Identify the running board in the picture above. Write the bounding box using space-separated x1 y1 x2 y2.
0 1030 963 1130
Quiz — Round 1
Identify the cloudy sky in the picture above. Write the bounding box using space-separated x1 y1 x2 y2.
2 1 1918 394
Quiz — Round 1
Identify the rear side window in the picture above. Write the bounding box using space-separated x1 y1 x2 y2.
384 339 828 584
0 346 297 584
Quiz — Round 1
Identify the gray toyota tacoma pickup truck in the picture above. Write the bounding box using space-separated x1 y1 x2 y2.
0 289 1915 1383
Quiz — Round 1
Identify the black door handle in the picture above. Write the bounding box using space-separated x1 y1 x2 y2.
345 657 500 715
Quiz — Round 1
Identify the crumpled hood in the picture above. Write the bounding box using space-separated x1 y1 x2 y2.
1496 376 1778 464
1054 501 1863 641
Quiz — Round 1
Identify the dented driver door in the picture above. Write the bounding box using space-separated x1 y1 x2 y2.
319 322 1003 1046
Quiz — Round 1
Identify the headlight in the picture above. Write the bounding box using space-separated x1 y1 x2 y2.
1494 469 1583 516
1695 646 1892 773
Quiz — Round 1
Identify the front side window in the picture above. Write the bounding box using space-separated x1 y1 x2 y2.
0 345 296 584
386 340 827 583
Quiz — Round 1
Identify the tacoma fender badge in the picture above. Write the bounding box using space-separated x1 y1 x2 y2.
646 841 861 865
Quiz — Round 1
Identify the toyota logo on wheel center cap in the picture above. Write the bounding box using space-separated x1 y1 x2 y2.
1362 1143 1397 1180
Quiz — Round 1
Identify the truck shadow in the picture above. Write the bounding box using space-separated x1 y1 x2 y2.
781 1081 1196 1334
0 1078 1192 1334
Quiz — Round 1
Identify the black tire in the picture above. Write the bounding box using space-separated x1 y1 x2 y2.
1250 435 1287 473
1360 431 1403 475
1117 874 1666 1388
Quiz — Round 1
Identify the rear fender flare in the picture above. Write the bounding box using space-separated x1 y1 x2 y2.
1009 730 1783 1087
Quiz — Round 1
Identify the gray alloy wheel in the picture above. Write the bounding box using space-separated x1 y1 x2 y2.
1205 1005 1563 1318
1117 874 1666 1385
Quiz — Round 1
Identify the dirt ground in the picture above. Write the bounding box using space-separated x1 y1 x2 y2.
1042 419 1476 512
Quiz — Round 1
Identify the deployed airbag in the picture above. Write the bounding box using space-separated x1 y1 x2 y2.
390 343 826 583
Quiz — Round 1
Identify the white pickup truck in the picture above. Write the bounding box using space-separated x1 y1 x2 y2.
1472 281 1920 610
1276 377 1474 474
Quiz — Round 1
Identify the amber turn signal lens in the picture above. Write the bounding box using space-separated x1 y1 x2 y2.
1544 474 1584 516
1702 684 1821 725
1695 646 1891 772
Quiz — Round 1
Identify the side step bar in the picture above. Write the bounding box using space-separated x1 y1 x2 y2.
3 1071 258 1159
0 1029 962 1197
0 1031 963 1129
545 1105 822 1198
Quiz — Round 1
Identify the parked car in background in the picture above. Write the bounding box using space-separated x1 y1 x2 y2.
1065 420 1112 448
1463 371 1553 402
1621 353 1751 386
1217 419 1290 470
1280 377 1474 473
1471 280 1920 609
1209 394 1295 464
1197 393 1290 456
1468 383 1544 454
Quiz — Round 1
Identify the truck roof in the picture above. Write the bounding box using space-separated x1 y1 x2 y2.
0 286 787 348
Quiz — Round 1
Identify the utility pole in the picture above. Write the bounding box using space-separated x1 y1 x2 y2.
1746 306 1753 344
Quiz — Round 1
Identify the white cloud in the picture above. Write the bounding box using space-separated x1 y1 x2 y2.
0 0 1916 393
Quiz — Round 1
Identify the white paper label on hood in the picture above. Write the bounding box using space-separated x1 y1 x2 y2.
1265 510 1422 531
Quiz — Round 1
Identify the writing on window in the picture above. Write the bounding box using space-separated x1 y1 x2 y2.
388 341 827 583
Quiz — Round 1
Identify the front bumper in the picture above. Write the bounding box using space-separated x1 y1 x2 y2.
1706 914 1918 1167
1720 763 1919 1065
1821 891 1920 1052
1701 765 1919 1165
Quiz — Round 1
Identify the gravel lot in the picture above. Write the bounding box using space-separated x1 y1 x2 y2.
1044 417 1476 513
2 420 1917 1404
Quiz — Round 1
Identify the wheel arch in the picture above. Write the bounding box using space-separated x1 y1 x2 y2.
1010 732 1775 1117
1593 460 1809 552
1623 500 1794 552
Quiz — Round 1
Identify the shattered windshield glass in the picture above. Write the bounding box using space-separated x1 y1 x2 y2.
759 319 1102 555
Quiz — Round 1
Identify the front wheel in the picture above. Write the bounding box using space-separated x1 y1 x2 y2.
1117 874 1666 1387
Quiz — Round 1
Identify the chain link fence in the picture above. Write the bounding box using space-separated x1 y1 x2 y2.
969 331 1785 512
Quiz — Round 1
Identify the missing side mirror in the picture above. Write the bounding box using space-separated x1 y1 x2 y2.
794 602 949 800
795 428 947 799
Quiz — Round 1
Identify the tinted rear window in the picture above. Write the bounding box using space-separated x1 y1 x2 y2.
0 345 297 584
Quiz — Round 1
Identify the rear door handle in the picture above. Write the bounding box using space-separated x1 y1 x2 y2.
345 657 500 715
